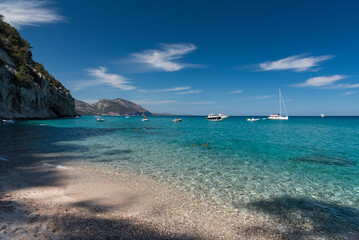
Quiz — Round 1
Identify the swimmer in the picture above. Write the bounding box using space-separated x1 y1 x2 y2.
134 128 138 131
143 127 146 130
193 142 209 147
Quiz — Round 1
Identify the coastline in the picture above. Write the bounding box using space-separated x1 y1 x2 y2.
0 158 293 240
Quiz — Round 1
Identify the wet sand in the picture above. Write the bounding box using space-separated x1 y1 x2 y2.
0 159 357 239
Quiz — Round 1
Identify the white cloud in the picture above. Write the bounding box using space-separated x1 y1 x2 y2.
80 67 135 91
344 91 356 95
132 43 198 72
330 83 359 89
295 75 346 87
139 86 190 93
259 54 333 72
229 90 243 94
0 0 64 28
178 90 202 95
130 100 177 105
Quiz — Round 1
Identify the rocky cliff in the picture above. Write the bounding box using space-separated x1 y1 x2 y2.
75 99 152 116
0 16 75 119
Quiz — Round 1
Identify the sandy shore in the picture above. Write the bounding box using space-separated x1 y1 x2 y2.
0 158 357 239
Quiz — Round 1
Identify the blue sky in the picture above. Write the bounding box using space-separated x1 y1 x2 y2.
1 0 359 115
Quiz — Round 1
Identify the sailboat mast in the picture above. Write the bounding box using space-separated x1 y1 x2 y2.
279 88 281 116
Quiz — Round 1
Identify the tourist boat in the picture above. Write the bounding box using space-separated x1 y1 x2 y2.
247 118 260 122
141 116 148 122
268 88 288 120
321 114 325 118
172 118 182 122
96 116 105 122
206 114 221 120
218 113 229 119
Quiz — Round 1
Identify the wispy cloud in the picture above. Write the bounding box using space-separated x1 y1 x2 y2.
73 67 135 91
252 95 274 100
329 83 359 89
294 75 347 87
229 90 243 94
259 54 333 72
132 43 199 72
178 90 202 95
184 101 213 104
344 91 356 95
130 100 177 105
139 86 190 93
0 0 64 28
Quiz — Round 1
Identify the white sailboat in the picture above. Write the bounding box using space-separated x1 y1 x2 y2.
268 88 288 120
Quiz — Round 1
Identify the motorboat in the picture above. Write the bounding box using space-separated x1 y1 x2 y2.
125 115 130 118
218 113 229 119
206 114 221 120
247 118 260 122
172 118 182 122
96 116 105 122
321 114 325 118
2 119 15 123
141 116 148 122
268 88 289 120
262 118 267 120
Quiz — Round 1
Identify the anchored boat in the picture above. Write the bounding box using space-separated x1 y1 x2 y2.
268 88 288 120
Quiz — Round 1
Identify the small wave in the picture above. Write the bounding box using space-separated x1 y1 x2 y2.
0 156 8 161
42 163 67 169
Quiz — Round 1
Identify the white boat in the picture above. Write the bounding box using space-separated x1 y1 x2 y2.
125 115 130 118
96 116 105 122
2 119 15 123
262 118 267 120
172 118 182 122
321 114 325 118
218 113 229 119
206 114 221 120
247 118 260 122
268 88 288 120
141 116 148 122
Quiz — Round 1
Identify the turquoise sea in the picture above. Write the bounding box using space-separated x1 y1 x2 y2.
1 116 358 236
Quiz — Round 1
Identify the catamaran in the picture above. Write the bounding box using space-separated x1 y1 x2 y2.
268 88 288 120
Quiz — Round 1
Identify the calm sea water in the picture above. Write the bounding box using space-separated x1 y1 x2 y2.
1 116 358 233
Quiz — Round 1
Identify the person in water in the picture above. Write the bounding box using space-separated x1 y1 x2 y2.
193 142 209 147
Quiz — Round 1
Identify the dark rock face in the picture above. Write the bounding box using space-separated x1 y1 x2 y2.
0 52 75 119
0 17 75 119
75 99 152 116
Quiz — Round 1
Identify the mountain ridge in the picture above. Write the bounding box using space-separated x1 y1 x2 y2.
75 98 152 116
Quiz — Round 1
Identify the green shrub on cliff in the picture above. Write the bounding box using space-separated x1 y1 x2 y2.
0 15 69 93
